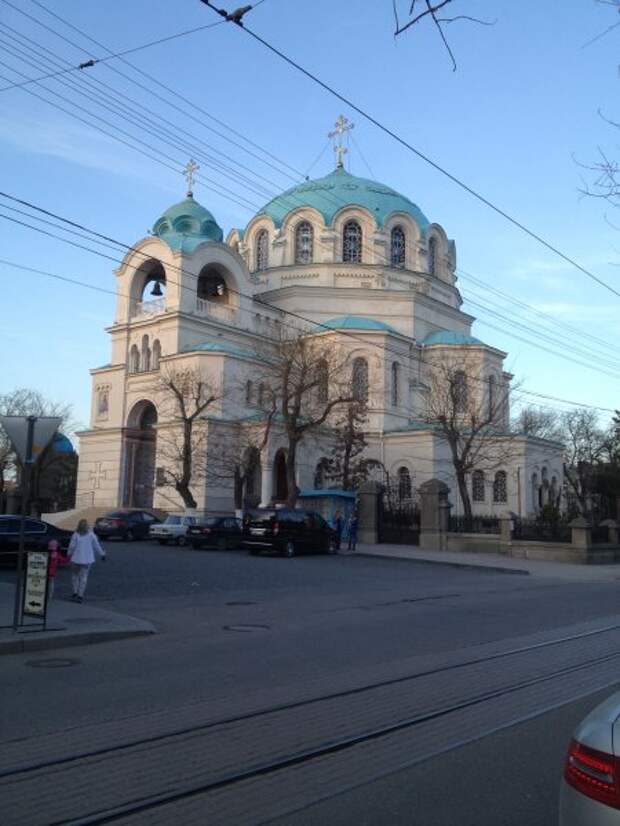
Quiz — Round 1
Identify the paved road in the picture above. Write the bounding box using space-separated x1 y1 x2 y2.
1 540 619 824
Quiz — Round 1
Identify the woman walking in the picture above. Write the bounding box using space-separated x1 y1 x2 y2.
67 519 106 602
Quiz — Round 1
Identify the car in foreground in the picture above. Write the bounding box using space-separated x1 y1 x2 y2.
149 514 197 546
0 516 72 566
94 510 161 541
242 508 337 557
559 689 620 824
187 517 242 551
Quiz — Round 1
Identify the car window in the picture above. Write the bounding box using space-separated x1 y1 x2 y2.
0 519 20 533
182 517 196 526
107 512 126 518
313 514 327 529
25 519 46 533
130 512 145 522
165 516 181 525
142 514 157 523
224 518 239 529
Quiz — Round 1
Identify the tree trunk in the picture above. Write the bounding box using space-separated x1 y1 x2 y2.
455 468 472 523
234 466 243 510
175 481 197 510
285 440 299 508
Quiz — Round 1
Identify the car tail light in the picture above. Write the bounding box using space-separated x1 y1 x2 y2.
564 738 620 809
201 527 211 534
273 522 280 536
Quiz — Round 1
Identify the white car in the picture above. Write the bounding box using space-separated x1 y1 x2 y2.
149 515 197 546
559 689 620 824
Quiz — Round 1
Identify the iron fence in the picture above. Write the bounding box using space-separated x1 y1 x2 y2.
448 515 500 534
512 518 571 543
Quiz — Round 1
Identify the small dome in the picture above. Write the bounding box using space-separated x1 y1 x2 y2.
51 432 75 454
321 315 398 333
182 341 257 359
152 196 223 252
253 168 429 231
422 330 484 346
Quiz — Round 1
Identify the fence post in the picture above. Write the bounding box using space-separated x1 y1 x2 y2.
419 479 451 550
499 512 515 556
600 519 618 545
569 516 591 553
357 481 383 544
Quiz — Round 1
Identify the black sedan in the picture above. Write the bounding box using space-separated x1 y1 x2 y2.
94 510 161 541
0 515 72 566
187 517 243 550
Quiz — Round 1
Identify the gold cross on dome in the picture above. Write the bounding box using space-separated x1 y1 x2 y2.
183 159 199 197
328 115 354 169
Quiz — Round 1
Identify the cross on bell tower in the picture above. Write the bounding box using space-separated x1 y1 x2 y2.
328 115 354 169
183 158 199 197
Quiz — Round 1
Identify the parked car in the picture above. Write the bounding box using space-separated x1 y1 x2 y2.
149 514 198 546
94 510 161 541
242 509 337 557
187 517 243 551
0 515 72 566
559 689 620 825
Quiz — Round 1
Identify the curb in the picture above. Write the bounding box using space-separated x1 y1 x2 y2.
357 552 530 576
0 625 156 656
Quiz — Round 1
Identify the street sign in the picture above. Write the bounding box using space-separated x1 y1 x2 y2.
0 416 62 463
23 551 49 618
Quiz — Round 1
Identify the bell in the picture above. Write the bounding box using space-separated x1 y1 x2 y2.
150 280 163 297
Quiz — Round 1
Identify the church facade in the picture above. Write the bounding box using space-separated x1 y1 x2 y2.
76 148 563 518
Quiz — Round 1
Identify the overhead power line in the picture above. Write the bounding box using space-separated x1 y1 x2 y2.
198 0 620 302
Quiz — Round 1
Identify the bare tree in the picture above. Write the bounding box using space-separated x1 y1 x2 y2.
512 405 563 443
559 408 608 516
156 367 220 509
392 0 495 70
252 330 357 508
424 355 514 520
324 402 378 491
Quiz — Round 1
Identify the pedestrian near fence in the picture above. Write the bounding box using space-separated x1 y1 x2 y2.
347 513 358 552
46 539 68 601
67 519 106 602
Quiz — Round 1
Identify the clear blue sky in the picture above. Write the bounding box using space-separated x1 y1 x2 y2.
1 0 620 432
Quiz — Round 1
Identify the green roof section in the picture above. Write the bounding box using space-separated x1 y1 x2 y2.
321 315 399 334
422 330 485 347
181 341 258 359
253 167 430 231
152 195 223 252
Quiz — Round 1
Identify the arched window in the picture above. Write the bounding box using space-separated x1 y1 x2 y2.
391 362 399 406
390 226 406 268
343 220 362 263
487 375 496 420
397 466 412 502
152 340 161 370
197 266 228 304
295 221 313 264
352 357 369 403
129 345 140 374
493 470 507 503
245 380 253 405
141 335 150 372
316 359 329 404
428 236 437 276
472 470 485 502
255 229 269 271
452 370 468 413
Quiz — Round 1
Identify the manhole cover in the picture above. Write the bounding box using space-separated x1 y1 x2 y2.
223 624 270 633
26 658 80 669
226 601 257 606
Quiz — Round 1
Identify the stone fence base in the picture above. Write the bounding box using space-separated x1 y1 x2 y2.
441 533 620 564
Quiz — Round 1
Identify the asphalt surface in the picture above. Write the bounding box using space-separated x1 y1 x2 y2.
1 540 619 824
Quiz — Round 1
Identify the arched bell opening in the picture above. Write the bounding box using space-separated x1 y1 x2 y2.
123 401 157 508
197 263 230 305
138 261 167 302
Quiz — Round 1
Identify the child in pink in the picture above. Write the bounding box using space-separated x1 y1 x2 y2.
47 539 67 601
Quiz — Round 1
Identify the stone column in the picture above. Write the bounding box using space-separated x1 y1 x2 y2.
357 481 383 544
600 519 618 545
499 511 517 556
259 460 273 507
419 479 451 551
569 516 591 551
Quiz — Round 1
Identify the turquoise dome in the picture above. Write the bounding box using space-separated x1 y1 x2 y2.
182 341 257 358
51 432 75 454
254 168 429 231
152 196 223 252
321 315 398 333
422 330 484 346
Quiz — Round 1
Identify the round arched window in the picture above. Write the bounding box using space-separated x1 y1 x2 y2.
295 221 313 264
343 221 362 263
390 226 406 268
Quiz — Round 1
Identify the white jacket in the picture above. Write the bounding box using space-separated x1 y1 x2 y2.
68 531 105 565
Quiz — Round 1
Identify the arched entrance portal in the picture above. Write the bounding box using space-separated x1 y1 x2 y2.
123 401 157 508
273 449 288 503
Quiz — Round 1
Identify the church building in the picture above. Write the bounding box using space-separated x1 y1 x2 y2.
76 120 563 518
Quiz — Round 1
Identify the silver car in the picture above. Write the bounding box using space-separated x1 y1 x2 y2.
559 689 620 825
149 515 197 546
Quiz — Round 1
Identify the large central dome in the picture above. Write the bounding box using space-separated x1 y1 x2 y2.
255 167 429 230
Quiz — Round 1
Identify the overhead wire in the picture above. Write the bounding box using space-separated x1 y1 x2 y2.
198 1 620 302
